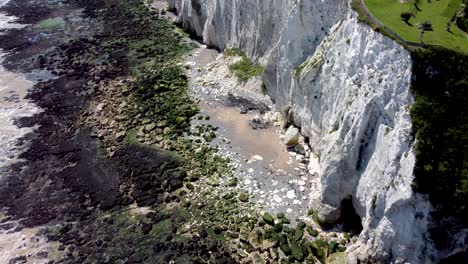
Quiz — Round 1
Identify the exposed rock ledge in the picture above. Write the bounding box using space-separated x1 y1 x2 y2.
168 0 438 263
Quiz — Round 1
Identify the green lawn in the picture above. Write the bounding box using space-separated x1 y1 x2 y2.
365 0 468 53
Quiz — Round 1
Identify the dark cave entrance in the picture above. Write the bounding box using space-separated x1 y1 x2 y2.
339 197 363 235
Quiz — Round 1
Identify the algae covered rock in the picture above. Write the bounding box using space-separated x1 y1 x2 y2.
311 239 328 264
280 242 292 256
262 213 274 225
306 226 318 237
291 241 305 261
238 193 249 202
294 226 304 241
273 223 283 233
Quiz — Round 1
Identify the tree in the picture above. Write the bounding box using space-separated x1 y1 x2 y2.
400 11 414 23
417 21 433 31
416 21 433 44
455 6 468 32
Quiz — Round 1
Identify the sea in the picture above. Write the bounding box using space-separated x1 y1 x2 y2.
0 0 40 175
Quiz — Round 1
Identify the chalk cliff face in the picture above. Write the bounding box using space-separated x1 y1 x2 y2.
168 0 436 262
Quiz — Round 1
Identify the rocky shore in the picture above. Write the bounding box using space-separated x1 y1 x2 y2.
0 0 354 263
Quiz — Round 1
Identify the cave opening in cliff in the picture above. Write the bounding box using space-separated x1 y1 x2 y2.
339 197 363 236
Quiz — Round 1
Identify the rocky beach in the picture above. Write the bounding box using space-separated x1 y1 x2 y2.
1 0 466 263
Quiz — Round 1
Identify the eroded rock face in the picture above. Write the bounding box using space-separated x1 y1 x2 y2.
169 0 437 263
293 17 434 263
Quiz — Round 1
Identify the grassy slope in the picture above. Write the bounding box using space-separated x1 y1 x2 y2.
365 0 468 53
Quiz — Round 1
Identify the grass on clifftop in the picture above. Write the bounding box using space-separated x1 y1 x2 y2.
364 0 468 53
225 48 264 81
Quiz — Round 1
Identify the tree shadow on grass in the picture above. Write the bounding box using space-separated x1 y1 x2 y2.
402 20 414 27
414 3 422 12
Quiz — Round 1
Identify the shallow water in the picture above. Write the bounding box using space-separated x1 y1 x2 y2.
0 13 22 31
185 46 322 219
0 3 64 263
201 102 291 170
0 3 40 173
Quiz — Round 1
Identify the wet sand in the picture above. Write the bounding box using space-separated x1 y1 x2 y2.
0 216 64 264
202 101 291 170
186 46 320 219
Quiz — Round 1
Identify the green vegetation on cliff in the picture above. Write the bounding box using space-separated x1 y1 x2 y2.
225 48 265 81
411 47 468 222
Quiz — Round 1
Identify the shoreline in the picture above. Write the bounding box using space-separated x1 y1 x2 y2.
0 2 59 263
0 53 39 172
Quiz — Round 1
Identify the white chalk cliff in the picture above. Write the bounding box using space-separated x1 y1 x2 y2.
168 0 437 263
